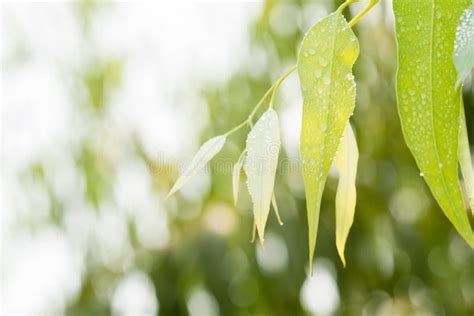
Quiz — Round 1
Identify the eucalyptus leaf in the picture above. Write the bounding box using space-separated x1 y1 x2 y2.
168 135 226 197
454 3 474 87
298 11 359 272
271 194 284 226
458 103 474 215
335 123 358 267
394 0 474 247
251 219 257 243
232 149 246 205
246 108 280 245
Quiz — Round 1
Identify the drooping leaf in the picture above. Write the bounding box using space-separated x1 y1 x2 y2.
298 12 359 272
232 149 246 205
454 3 474 87
246 108 280 244
458 102 474 215
168 135 226 197
251 219 257 243
394 0 474 247
335 123 358 267
271 194 284 226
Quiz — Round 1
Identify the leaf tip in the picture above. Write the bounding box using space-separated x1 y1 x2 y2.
166 187 177 199
337 247 347 268
250 220 257 243
233 191 238 206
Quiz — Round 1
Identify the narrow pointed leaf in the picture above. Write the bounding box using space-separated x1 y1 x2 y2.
246 109 280 245
168 135 226 197
298 12 359 272
271 194 284 226
251 219 257 243
459 102 474 215
335 123 358 267
232 149 246 205
394 0 474 247
454 3 474 87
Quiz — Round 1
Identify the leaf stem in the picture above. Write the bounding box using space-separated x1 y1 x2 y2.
225 65 297 136
226 0 377 137
269 65 298 109
337 0 362 14
348 0 379 27
225 120 250 136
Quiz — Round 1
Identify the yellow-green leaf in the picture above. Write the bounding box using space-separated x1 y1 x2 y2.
335 123 358 267
454 3 474 87
246 109 280 244
394 0 474 247
459 102 474 216
298 12 359 272
232 149 246 205
168 135 226 197
271 194 284 226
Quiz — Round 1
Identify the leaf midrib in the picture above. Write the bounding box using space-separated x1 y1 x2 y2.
428 0 464 228
321 12 338 191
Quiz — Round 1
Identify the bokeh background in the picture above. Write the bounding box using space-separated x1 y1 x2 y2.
2 0 474 315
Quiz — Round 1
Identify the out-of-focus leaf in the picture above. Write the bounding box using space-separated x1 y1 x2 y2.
394 0 474 247
298 11 359 272
271 194 284 226
335 123 358 267
251 219 257 243
246 108 280 244
454 4 474 87
233 150 246 205
168 135 226 197
459 103 474 215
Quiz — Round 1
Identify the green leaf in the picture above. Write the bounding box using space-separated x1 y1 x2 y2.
246 108 280 245
168 135 226 197
298 12 359 272
232 149 246 205
335 123 358 267
459 102 474 216
394 0 474 247
454 3 474 87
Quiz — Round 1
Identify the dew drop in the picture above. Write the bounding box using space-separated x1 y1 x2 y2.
314 69 322 78
318 56 328 67
320 122 327 131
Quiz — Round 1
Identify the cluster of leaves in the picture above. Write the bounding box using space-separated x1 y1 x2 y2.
168 0 474 272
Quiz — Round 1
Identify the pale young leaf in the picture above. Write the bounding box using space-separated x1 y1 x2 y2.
246 109 280 245
458 103 474 216
168 135 226 197
335 123 358 267
271 194 284 226
232 149 246 206
454 4 474 87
